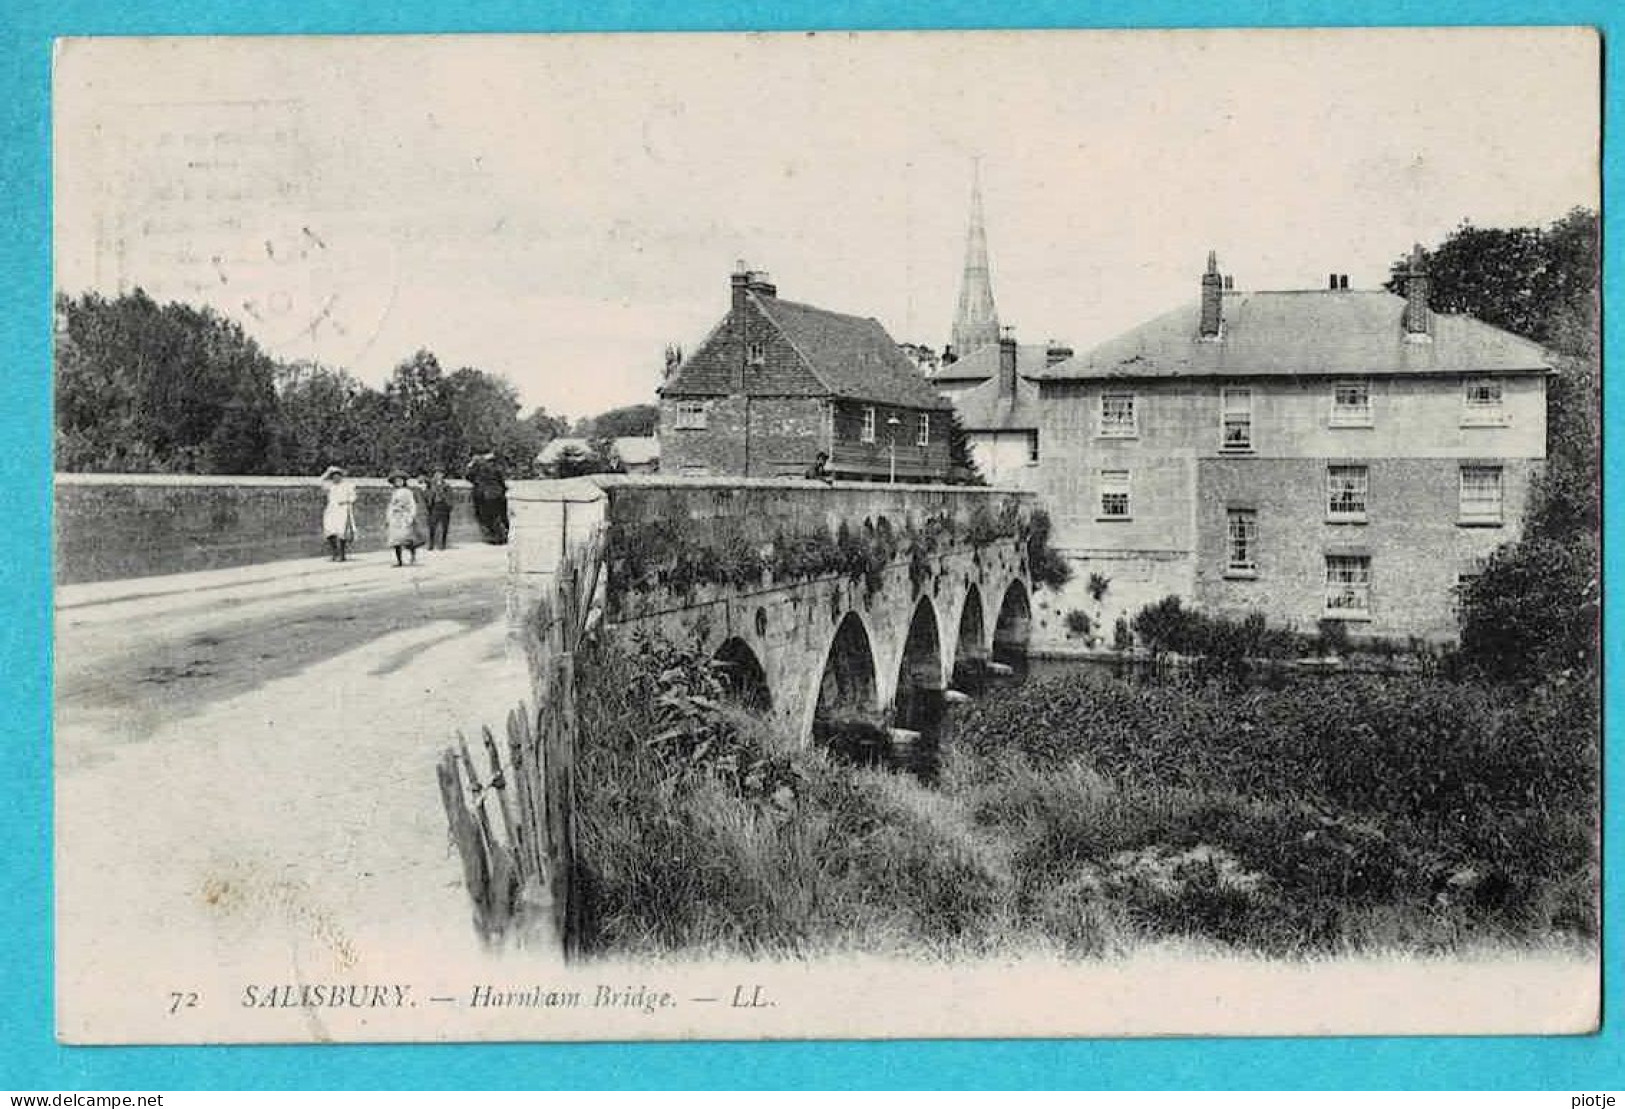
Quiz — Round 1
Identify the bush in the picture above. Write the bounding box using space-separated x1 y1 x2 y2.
1064 609 1092 639
1026 508 1072 591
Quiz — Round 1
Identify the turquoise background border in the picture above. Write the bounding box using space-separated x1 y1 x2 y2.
2 1 1616 1090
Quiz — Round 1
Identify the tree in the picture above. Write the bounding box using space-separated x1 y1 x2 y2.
275 362 375 475
383 350 461 474
945 410 986 486
55 289 282 473
579 403 658 439
1433 209 1602 685
1384 207 1598 354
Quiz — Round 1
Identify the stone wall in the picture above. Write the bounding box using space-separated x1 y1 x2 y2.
506 475 1037 742
1194 457 1537 641
55 473 486 583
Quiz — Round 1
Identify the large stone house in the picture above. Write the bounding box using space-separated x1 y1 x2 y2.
1027 249 1553 645
658 266 952 482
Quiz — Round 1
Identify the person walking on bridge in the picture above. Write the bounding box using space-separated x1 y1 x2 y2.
423 467 454 550
384 470 424 567
465 451 509 544
320 466 357 562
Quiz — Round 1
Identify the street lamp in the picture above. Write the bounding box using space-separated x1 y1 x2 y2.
886 415 903 484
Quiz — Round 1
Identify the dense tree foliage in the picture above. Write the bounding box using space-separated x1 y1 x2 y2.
1384 207 1598 352
576 403 658 439
55 289 576 479
56 290 282 473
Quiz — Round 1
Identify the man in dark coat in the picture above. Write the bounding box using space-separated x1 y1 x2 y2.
465 452 510 544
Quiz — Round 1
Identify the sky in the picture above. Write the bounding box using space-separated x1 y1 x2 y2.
53 28 1599 420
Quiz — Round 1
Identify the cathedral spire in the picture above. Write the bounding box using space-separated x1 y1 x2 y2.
950 160 1000 358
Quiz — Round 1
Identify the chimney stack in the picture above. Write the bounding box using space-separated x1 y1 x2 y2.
1199 250 1224 340
747 270 777 298
1045 339 1074 367
731 260 751 315
1402 244 1431 340
998 326 1018 399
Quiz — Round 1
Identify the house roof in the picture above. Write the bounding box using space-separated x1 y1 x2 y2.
753 294 952 409
537 436 660 466
951 373 1043 432
1034 290 1553 381
929 342 1054 384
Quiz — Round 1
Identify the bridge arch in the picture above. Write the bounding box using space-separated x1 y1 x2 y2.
806 610 881 744
713 636 771 712
993 579 1032 666
893 596 945 733
952 583 988 691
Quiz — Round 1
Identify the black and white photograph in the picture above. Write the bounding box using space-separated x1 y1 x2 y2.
51 27 1600 1043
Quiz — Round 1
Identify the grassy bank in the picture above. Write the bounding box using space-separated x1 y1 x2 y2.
573 636 1597 960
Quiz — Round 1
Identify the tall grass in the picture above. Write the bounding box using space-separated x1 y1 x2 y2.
573 633 1596 960
573 635 1007 959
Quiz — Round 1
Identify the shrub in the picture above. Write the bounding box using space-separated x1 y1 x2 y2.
1113 617 1134 652
1026 508 1072 591
1064 609 1092 639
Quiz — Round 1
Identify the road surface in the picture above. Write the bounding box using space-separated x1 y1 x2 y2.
55 544 531 1041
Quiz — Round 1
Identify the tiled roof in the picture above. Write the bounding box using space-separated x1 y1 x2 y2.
1034 290 1553 381
754 295 952 410
929 342 1053 384
951 374 1042 432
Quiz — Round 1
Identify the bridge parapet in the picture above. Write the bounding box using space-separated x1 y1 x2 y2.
508 476 1040 742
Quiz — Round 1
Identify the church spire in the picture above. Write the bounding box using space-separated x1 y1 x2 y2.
950 160 1000 358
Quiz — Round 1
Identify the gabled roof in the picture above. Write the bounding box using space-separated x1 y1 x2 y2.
929 342 1054 384
1034 290 1553 381
754 295 952 410
951 373 1042 432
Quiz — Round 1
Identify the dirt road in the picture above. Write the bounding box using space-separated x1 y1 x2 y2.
55 544 530 1040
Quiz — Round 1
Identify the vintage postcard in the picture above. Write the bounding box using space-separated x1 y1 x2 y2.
52 28 1601 1044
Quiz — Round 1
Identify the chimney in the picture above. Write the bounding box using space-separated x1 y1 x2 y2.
1328 272 1338 290
1402 244 1431 340
1199 250 1224 339
1045 339 1074 367
998 326 1018 399
747 270 777 298
731 260 751 315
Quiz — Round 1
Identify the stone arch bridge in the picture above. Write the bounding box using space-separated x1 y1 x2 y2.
507 476 1038 743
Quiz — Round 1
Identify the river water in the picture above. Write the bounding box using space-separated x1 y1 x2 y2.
820 653 1122 783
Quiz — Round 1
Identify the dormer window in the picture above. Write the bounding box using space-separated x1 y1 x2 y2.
1462 377 1507 426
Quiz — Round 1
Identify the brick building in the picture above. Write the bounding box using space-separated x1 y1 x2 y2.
1027 248 1553 645
658 266 952 482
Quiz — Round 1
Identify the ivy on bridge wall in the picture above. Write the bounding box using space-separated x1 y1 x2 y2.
603 492 1032 620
